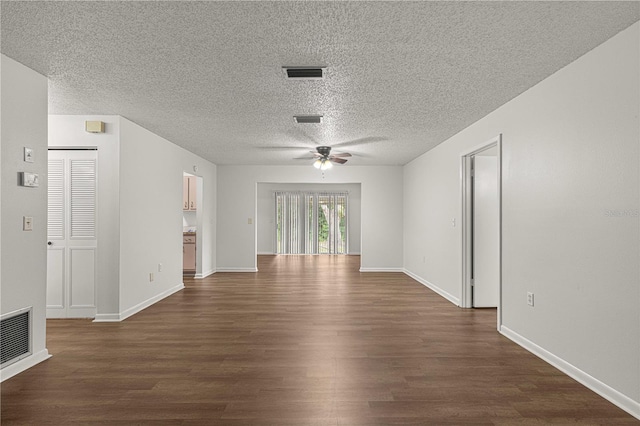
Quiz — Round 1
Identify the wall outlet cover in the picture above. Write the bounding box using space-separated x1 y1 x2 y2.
23 216 33 231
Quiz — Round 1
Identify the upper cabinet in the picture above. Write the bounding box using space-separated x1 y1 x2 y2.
183 176 197 211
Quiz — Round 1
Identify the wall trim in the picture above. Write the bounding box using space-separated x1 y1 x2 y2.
359 267 404 273
257 251 274 255
216 267 258 273
194 269 216 279
403 269 461 306
93 283 184 322
119 283 184 321
500 325 640 421
0 349 51 382
93 313 121 322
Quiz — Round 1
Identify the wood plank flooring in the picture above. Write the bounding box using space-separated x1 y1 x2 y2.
2 255 636 424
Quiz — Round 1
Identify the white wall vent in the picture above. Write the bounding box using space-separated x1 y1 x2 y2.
0 307 32 369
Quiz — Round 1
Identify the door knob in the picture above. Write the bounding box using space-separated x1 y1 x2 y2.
47 241 53 246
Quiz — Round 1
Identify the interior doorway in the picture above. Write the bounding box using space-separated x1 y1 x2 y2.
182 172 204 278
256 182 362 266
461 136 502 324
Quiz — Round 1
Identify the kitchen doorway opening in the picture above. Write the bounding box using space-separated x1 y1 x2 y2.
182 172 203 278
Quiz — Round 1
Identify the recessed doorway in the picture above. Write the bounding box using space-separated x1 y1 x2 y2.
461 135 502 325
182 172 203 278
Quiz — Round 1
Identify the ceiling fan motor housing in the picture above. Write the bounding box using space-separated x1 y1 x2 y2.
316 146 332 157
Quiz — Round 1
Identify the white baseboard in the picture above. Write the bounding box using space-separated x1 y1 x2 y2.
0 349 51 382
359 267 404 272
216 267 258 272
257 252 274 255
93 283 184 323
403 269 461 306
500 325 640 421
194 269 216 279
93 313 121 322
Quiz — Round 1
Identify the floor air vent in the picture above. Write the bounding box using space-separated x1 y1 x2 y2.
1 307 32 368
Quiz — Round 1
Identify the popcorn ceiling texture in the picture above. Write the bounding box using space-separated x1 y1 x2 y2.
2 1 638 165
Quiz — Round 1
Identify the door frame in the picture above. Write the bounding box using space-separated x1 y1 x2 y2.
460 134 502 329
182 172 205 278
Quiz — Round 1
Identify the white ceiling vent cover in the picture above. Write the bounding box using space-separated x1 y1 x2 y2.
294 115 323 124
283 67 326 80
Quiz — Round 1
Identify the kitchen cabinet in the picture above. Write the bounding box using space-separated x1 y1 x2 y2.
183 176 197 211
183 233 196 273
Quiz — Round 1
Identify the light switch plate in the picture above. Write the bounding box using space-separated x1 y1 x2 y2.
23 216 33 231
24 147 34 163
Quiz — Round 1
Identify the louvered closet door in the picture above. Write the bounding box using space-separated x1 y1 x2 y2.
47 150 97 318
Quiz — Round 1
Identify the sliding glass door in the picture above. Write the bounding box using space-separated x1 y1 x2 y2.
276 192 348 254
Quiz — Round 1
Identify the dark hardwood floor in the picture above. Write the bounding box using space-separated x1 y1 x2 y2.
1 255 636 425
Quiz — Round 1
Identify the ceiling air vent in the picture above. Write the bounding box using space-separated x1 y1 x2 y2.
283 67 326 80
294 115 323 124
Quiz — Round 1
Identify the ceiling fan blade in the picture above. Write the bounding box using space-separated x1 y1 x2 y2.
331 152 352 158
294 155 317 160
310 151 323 157
331 136 388 149
329 157 348 164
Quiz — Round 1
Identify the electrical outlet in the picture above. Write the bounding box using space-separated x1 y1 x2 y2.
158 263 163 272
248 218 253 225
23 216 33 231
149 272 154 282
527 292 534 307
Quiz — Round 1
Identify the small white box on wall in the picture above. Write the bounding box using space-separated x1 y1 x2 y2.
19 172 39 187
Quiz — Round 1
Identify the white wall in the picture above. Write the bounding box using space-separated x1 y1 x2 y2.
404 23 639 414
49 115 217 319
1 55 51 379
117 118 217 312
218 166 402 271
257 182 361 254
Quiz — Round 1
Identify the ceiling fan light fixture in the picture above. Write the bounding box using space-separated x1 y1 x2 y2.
313 158 323 169
320 159 333 170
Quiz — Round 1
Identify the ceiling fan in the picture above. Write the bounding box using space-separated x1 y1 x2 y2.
309 146 351 170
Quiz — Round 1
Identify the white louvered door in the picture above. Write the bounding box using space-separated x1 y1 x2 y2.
47 150 97 318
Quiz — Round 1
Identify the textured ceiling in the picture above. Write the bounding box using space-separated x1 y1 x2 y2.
2 1 638 165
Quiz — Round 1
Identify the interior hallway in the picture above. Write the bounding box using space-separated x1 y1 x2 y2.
1 255 635 424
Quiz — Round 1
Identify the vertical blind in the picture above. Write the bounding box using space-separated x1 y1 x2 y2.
275 192 348 254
